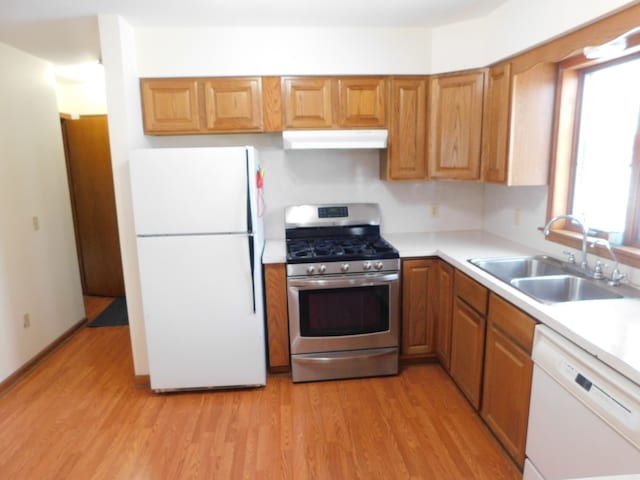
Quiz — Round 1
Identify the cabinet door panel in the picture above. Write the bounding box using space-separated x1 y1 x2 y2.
282 77 336 129
338 77 386 127
141 78 201 133
264 264 290 372
429 71 485 180
482 63 512 183
435 261 454 370
401 259 437 358
481 321 533 468
450 298 486 409
384 77 428 180
202 77 263 132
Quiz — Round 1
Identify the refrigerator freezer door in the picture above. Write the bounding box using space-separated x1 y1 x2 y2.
137 234 266 390
130 147 251 235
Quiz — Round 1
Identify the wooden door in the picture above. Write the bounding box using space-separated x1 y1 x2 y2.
338 77 386 127
449 297 486 410
62 115 124 297
429 70 485 180
435 261 454 371
383 77 428 180
482 62 512 183
140 78 201 134
282 77 336 129
202 77 263 132
401 259 437 360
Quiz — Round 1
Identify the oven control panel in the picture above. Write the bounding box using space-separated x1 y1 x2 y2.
287 259 400 277
318 206 348 218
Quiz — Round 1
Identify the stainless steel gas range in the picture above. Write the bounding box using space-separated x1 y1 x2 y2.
285 203 400 383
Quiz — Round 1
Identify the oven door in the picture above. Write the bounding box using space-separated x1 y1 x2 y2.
287 272 400 355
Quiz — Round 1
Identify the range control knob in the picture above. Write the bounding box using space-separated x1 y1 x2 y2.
340 263 350 273
363 262 373 271
319 264 327 274
306 265 315 275
374 261 384 271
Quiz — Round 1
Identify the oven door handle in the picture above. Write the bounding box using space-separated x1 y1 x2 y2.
288 272 399 289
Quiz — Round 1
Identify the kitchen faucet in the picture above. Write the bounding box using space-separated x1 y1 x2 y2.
543 215 590 270
590 238 626 286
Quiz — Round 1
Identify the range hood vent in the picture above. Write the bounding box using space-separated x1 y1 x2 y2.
282 129 388 150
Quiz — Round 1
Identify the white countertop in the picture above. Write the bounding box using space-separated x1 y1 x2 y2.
262 230 640 386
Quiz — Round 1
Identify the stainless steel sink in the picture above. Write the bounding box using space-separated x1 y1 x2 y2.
468 255 635 304
469 255 566 282
510 275 624 304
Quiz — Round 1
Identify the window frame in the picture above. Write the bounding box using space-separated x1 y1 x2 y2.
546 38 640 268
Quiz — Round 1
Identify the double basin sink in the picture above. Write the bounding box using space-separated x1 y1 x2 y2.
468 255 632 304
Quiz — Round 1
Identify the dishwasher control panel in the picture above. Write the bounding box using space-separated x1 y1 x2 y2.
558 358 634 425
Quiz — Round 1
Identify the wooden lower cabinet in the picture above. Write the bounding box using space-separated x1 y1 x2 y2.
449 298 486 409
435 261 453 370
449 270 488 409
264 264 290 372
401 259 438 360
481 294 535 469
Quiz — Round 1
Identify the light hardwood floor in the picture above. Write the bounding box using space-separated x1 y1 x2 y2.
0 321 521 479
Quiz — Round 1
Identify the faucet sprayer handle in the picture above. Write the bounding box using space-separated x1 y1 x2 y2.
562 251 576 264
592 260 605 280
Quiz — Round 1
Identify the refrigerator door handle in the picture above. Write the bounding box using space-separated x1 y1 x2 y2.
248 235 256 313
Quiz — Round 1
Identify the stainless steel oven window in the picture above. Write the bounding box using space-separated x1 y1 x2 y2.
287 273 400 355
298 285 389 337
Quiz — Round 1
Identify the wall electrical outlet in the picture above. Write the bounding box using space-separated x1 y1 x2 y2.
23 313 31 329
431 203 440 218
514 208 521 226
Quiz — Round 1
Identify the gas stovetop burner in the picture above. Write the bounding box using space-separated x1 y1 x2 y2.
286 236 398 263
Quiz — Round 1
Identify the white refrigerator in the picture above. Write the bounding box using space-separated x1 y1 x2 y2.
129 146 266 391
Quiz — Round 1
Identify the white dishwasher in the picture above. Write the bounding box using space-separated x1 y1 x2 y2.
524 325 640 480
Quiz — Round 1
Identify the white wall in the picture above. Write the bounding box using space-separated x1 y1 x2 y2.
136 27 432 77
0 42 84 384
56 78 108 116
99 0 639 376
431 0 637 72
99 15 152 375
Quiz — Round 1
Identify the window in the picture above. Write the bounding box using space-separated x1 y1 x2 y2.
572 57 640 234
548 45 640 267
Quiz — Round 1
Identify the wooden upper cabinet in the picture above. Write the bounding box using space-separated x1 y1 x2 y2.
202 77 263 132
482 62 557 185
282 77 336 129
141 78 201 134
382 77 428 181
429 70 485 180
482 63 512 183
338 77 386 128
141 76 280 135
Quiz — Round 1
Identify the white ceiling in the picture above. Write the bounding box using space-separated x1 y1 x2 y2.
0 0 507 65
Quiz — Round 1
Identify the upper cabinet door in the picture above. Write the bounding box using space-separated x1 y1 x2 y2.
482 63 512 183
429 70 486 180
202 77 263 132
338 77 386 128
141 78 202 134
282 77 336 129
382 77 428 181
483 62 556 186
